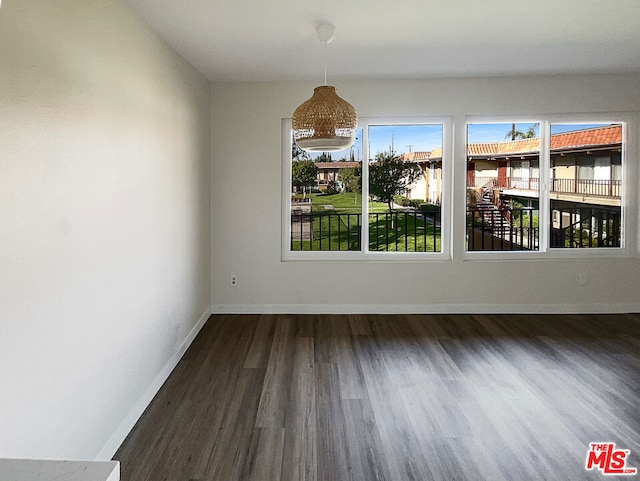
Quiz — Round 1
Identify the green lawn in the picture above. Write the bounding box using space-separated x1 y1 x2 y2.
291 193 441 252
293 213 361 251
368 213 440 252
301 192 388 213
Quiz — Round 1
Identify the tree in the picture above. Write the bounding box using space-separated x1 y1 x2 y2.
291 159 318 197
368 151 422 212
523 125 537 138
315 152 333 163
505 123 538 140
339 166 361 194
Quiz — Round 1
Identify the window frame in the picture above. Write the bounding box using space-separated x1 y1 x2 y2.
463 113 635 260
282 116 453 261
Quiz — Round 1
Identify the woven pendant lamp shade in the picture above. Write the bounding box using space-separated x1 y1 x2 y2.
293 85 357 152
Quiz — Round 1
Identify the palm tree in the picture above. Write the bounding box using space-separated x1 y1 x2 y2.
505 123 537 140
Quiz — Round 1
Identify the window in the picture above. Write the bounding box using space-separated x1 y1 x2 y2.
550 123 623 249
466 122 541 251
289 128 363 252
465 117 627 255
284 115 631 261
283 118 451 260
367 124 444 253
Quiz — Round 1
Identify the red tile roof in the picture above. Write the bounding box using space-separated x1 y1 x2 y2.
550 124 622 151
467 138 540 156
468 124 622 157
430 147 442 159
401 151 431 162
400 150 442 162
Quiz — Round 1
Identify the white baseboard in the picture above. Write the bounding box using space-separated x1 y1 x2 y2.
212 303 640 315
97 305 212 461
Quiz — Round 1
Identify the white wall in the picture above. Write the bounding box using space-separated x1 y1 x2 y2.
0 0 211 460
211 74 640 313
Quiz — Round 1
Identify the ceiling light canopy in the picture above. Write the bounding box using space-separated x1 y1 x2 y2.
292 23 357 153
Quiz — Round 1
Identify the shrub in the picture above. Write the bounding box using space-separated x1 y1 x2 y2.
393 195 426 209
325 180 339 195
393 195 410 207
418 203 440 212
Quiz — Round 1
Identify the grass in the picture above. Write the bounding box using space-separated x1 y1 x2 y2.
368 213 440 252
291 193 441 252
303 192 388 213
294 214 361 251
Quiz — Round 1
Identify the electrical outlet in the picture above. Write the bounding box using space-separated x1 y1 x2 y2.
230 275 238 286
578 272 588 286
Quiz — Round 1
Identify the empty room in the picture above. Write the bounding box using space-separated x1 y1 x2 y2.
1 1 639 480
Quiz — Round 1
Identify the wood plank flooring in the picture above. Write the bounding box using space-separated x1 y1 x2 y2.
114 313 640 481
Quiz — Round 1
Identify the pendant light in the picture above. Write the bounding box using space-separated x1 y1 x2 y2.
292 23 358 152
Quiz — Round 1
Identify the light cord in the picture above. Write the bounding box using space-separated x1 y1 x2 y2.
323 41 328 85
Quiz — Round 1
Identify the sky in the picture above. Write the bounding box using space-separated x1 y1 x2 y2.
467 123 540 143
309 124 444 161
305 122 613 161
368 125 443 158
467 122 611 143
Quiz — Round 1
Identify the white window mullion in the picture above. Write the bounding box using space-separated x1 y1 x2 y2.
440 118 453 259
281 119 293 260
620 121 629 250
361 123 370 253
538 120 551 253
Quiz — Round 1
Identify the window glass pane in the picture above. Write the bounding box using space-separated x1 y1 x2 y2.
577 157 595 180
612 155 622 181
550 123 623 248
466 123 540 251
367 124 443 252
290 129 363 251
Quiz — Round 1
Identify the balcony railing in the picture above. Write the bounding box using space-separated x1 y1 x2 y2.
551 178 621 199
468 176 498 189
291 210 441 252
468 176 539 191
467 176 620 199
551 205 621 248
369 211 441 252
508 177 539 191
467 207 539 251
465 205 621 250
291 205 620 251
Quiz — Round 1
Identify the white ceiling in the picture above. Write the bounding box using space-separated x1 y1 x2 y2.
121 0 640 83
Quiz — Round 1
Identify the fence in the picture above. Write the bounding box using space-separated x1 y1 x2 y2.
291 210 441 252
467 208 539 251
551 205 621 248
551 179 621 199
467 176 620 199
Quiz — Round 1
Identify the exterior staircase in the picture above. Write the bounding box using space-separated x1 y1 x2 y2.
474 180 511 235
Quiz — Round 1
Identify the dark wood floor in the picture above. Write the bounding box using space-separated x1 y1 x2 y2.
115 313 640 481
